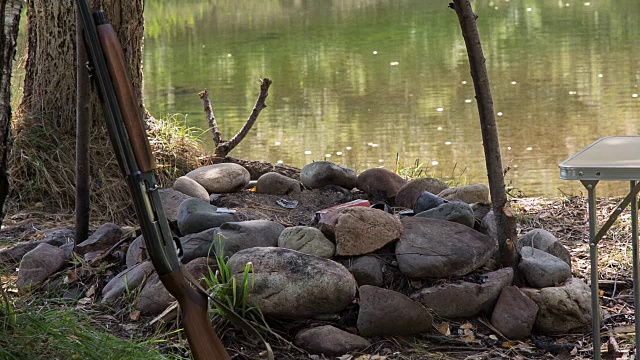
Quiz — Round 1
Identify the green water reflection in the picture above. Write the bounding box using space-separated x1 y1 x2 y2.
143 0 640 196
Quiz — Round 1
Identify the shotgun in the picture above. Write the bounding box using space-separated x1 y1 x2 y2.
75 2 230 359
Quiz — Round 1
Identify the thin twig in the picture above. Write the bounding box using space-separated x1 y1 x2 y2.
216 78 272 157
199 89 222 146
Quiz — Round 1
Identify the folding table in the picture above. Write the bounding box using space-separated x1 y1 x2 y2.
559 136 640 359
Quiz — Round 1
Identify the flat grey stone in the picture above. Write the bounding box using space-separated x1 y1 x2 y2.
415 201 475 228
75 223 123 255
519 246 571 288
396 217 495 278
177 198 238 236
410 267 513 318
216 220 284 258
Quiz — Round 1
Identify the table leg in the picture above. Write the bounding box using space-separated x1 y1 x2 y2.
583 180 601 360
632 181 640 355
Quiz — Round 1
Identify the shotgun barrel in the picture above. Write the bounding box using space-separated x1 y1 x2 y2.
75 2 230 359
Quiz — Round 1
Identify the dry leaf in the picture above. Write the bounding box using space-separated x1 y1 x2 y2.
85 285 96 298
438 322 451 336
503 204 516 217
336 355 352 360
461 334 476 342
129 310 141 321
77 297 92 305
64 271 79 284
122 324 138 331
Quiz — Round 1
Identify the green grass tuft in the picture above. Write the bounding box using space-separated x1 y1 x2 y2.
0 307 181 360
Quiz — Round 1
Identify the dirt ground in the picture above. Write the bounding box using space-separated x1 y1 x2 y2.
1 192 638 359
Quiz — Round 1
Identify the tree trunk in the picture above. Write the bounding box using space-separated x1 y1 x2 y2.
451 0 519 269
0 0 22 227
13 0 145 218
20 0 144 128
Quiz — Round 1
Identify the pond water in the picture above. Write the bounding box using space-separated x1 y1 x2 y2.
143 0 640 197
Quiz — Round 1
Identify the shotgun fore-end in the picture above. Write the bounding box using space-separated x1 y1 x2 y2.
95 17 156 173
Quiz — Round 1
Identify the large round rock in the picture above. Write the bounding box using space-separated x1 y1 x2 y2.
300 161 357 190
185 163 250 193
356 168 407 202
228 247 357 319
396 217 495 278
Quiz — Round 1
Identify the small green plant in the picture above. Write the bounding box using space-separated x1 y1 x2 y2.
0 279 16 331
203 236 269 328
395 154 469 186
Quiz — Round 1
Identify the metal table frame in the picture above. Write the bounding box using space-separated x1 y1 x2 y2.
559 136 640 360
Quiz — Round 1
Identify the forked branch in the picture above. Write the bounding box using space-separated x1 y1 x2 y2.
199 78 272 159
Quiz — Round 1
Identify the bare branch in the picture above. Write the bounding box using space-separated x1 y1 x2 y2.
199 89 222 146
452 0 519 270
217 78 272 157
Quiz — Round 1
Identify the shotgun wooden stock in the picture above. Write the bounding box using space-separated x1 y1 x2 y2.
96 22 156 173
160 268 231 360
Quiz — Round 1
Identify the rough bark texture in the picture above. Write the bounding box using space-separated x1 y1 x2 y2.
451 0 518 269
11 0 145 218
19 0 145 128
0 0 22 227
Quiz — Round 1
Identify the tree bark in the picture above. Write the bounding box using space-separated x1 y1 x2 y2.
451 0 519 269
13 0 145 217
20 0 145 129
0 0 22 227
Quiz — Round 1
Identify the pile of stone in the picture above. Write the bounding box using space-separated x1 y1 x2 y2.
1 161 594 357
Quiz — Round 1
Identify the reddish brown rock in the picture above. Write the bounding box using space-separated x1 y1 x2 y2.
321 207 402 256
356 168 407 203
